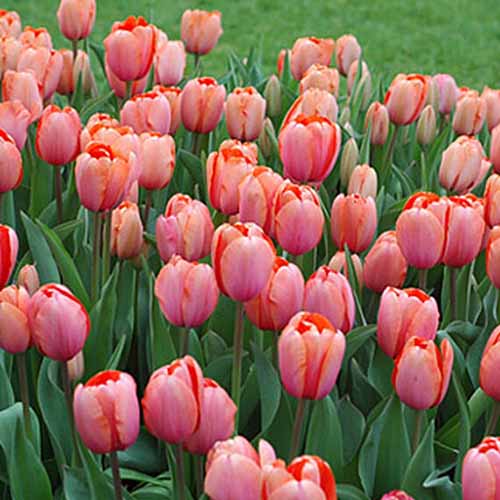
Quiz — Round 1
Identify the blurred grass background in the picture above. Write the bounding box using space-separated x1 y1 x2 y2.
8 0 500 89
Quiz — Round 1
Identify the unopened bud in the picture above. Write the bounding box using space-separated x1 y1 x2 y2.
348 164 378 198
425 76 440 114
365 102 389 145
74 50 97 97
417 105 437 146
340 137 359 188
347 60 372 110
67 351 84 382
264 75 281 118
17 265 40 295
259 117 276 158
339 106 351 127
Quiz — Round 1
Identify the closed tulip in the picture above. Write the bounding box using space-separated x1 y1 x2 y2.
19 26 52 49
484 174 500 227
347 60 372 109
299 64 340 96
110 201 143 260
277 48 290 77
328 251 363 287
245 257 304 331
105 56 148 98
181 9 222 55
73 370 139 454
0 36 22 79
268 481 326 500
35 105 81 166
17 264 40 295
392 337 453 410
290 37 335 81
153 85 182 134
479 325 500 400
272 181 324 256
364 102 389 145
2 70 43 123
29 284 90 362
482 87 500 131
452 90 486 136
226 87 266 141
279 114 341 184
0 129 22 193
381 491 415 500
282 89 338 130
0 285 31 354
154 40 186 86
348 164 378 198
486 226 500 288
335 34 361 76
138 132 175 191
416 104 437 146
492 125 500 174
0 102 29 151
285 456 337 500
384 73 428 126
142 355 203 443
0 11 21 38
67 351 84 382
264 74 281 118
0 225 18 289
120 90 171 135
279 312 346 400
56 49 74 95
364 231 407 293
339 137 359 188
181 77 226 134
57 0 96 41
58 49 95 96
432 74 458 115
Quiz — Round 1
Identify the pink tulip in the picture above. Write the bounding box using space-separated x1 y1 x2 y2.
2 70 43 123
0 101 29 151
154 40 186 86
0 36 22 79
57 0 96 40
226 87 266 141
110 201 143 260
211 222 276 302
268 481 327 500
142 355 203 444
416 104 437 146
105 56 148 98
138 132 175 191
290 37 335 80
392 337 453 410
299 64 340 96
328 251 363 288
282 89 338 129
0 11 21 38
19 26 52 49
384 73 428 125
0 129 22 193
220 139 258 164
432 74 459 115
74 370 139 454
0 285 31 354
335 34 361 76
482 87 500 131
381 491 415 500
452 90 486 135
29 284 90 362
0 225 18 289
120 90 171 135
303 265 355 334
285 456 337 500
486 226 500 288
480 325 500 400
279 312 345 400
492 125 500 174
348 164 378 198
17 264 40 296
245 257 304 331
364 102 389 145
272 181 325 256
347 60 372 103
181 9 223 55
153 85 182 134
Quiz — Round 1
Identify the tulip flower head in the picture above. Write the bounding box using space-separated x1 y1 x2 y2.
0 285 31 354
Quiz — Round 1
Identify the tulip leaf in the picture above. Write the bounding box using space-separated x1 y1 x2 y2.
350 359 382 416
338 396 366 465
239 365 259 433
118 429 167 475
64 467 92 499
423 466 461 500
106 335 128 370
344 324 377 363
367 347 394 397
336 484 370 500
0 355 14 411
264 390 294 459
177 149 204 194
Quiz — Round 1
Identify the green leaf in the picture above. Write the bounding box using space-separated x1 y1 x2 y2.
337 484 370 500
338 397 366 464
264 390 294 459
0 356 14 410
177 149 204 189
368 348 394 397
106 335 128 370
350 359 382 416
64 467 92 500
118 429 167 475
451 372 471 480
344 325 377 363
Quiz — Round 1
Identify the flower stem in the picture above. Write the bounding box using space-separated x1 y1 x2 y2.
101 211 111 286
175 443 186 500
61 360 81 466
180 327 189 357
71 40 79 62
125 80 132 101
231 302 245 430
195 454 204 498
110 451 124 500
16 352 32 441
412 409 425 452
449 266 458 321
143 190 152 227
289 398 307 460
54 165 64 224
91 211 102 303
382 124 399 183
418 268 428 290
485 401 500 437
272 330 279 369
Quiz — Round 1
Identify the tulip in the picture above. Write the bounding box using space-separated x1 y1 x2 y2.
384 73 428 126
340 137 359 188
328 251 363 287
364 102 389 145
139 132 175 191
264 74 282 118
2 70 43 123
279 311 346 399
104 16 156 83
479 325 500 400
17 264 39 295
226 87 266 142
0 36 22 79
0 11 21 38
56 49 76 95
184 378 236 455
348 164 377 198
80 122 139 160
29 284 90 362
84 112 119 131
0 102 29 151
67 351 84 382
486 226 500 288
432 74 459 115
259 118 276 159
485 174 500 227
392 337 453 410
110 201 143 260
181 77 226 134
492 125 500 174
347 60 372 109
216 140 258 164
286 455 337 500
462 437 500 500
0 129 22 193
364 231 407 293
152 85 182 134
282 89 338 130
452 90 486 136
425 76 440 113
279 114 341 185
381 491 415 500
57 0 96 41
73 370 139 454
482 87 500 131
0 285 31 354
272 181 325 256
335 34 361 76
277 48 291 77
181 9 223 55
105 57 148 98
35 104 81 166
155 255 219 328
142 355 203 443
238 166 283 235
211 222 275 302
330 193 377 253
416 104 437 146
290 37 335 80
245 257 304 331
0 225 17 290
299 64 339 96
19 27 52 49
120 90 171 135
154 40 186 86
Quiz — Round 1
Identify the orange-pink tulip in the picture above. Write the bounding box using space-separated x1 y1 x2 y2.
154 40 186 86
226 86 266 141
0 10 21 38
484 174 500 227
482 87 500 132
0 101 29 151
282 89 338 129
2 69 43 123
486 226 500 288
153 85 182 134
286 456 337 500
0 129 22 193
347 60 371 101
290 37 335 80
492 125 500 174
110 201 143 260
432 74 458 115
348 164 378 198
299 64 340 96
0 285 31 354
0 225 18 289
328 251 363 288
57 0 96 41
480 326 500 400
381 491 415 500
19 26 52 49
138 132 175 191
0 36 22 79
105 56 148 98
364 102 389 145
181 9 223 55
335 34 361 76
17 264 40 296
452 89 486 135
120 90 171 135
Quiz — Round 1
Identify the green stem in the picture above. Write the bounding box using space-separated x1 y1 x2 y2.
61 361 81 466
382 125 399 183
195 455 204 499
0 192 3 222
449 267 457 321
420 148 428 191
175 444 186 500
192 132 203 157
272 330 279 369
179 327 189 357
109 451 124 500
54 165 64 224
71 39 79 62
16 353 32 441
101 211 111 286
289 398 307 460
485 401 500 437
91 212 102 303
412 409 425 452
125 80 133 101
418 268 428 290
193 53 201 72
231 302 245 430
143 190 152 227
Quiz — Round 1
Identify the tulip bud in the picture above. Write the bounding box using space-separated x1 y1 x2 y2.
348 164 378 198
299 64 340 96
432 74 459 115
384 73 428 125
452 90 486 136
340 137 359 188
347 60 372 110
57 0 96 41
364 102 389 146
181 9 222 55
486 226 500 288
290 37 335 80
258 118 275 158
482 86 500 132
120 91 171 135
2 70 43 123
0 224 18 289
328 250 363 287
0 285 31 354
152 85 182 135
335 34 361 76
67 351 84 382
226 87 266 142
381 491 415 500
0 11 21 38
139 132 175 191
110 202 143 260
17 264 40 295
0 128 22 193
154 40 186 86
279 312 346 400
416 104 437 146
264 75 282 118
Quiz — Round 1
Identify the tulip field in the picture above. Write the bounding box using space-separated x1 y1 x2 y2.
2 2 500 500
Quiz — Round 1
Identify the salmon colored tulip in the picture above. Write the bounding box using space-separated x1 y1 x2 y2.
0 129 22 193
285 456 337 500
219 138 258 164
35 104 81 166
377 287 439 358
138 132 175 191
416 104 437 146
299 64 340 97
181 77 226 134
154 40 186 86
29 284 90 362
156 194 213 263
105 56 148 98
84 112 119 132
0 225 18 289
462 437 500 500
381 491 415 500
339 137 359 188
245 256 304 331
328 251 363 287
19 27 52 49
212 222 276 302
73 370 140 454
0 101 29 151
364 231 407 293
348 164 378 198
492 125 500 174
268 481 326 500
392 337 453 410
364 102 389 145
71 50 96 96
279 312 346 400
272 181 325 256
0 36 22 79
238 166 283 235
57 49 77 94
226 87 266 141
480 325 500 400
120 90 171 135
0 285 31 354
432 74 458 115
453 90 486 136
482 87 500 132
104 16 156 83
57 0 96 41
290 37 335 80
181 9 222 55
2 70 43 123
330 193 377 253
142 355 203 444
335 34 361 76
282 89 338 130
347 60 372 109
110 201 143 260
152 85 182 134
485 174 500 227
184 378 236 455
279 114 341 184
486 226 500 288
0 10 21 38
384 73 428 126
17 264 40 296
155 255 219 328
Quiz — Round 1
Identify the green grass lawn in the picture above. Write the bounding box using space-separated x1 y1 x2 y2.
8 0 500 89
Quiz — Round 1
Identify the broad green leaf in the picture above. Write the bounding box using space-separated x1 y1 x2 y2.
337 484 370 500
350 359 382 416
344 325 377 363
118 429 166 475
338 396 366 465
0 356 14 410
265 390 294 459
64 467 91 500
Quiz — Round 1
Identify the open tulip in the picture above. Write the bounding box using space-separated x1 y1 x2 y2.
17 264 40 296
0 285 31 354
0 225 18 289
0 129 22 193
282 89 338 130
19 26 52 49
181 9 222 55
384 73 428 125
432 74 458 115
154 40 186 86
348 164 377 198
392 337 453 410
57 0 96 41
299 64 339 96
2 70 43 123
153 85 182 134
482 87 500 131
110 201 143 260
74 370 140 454
335 34 361 76
364 102 389 145
120 90 171 135
0 11 21 38
226 87 266 141
105 56 148 98
285 456 337 500
486 226 500 288
452 90 486 136
290 37 335 80
219 139 258 164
